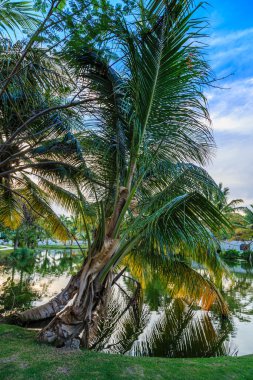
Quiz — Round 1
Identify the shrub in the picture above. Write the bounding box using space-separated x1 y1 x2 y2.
220 249 241 260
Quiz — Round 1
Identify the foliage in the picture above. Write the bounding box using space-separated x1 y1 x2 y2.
220 249 253 262
0 0 38 36
205 183 244 239
0 279 39 313
0 39 85 240
6 247 35 270
2 221 52 248
0 212 55 249
233 205 253 241
220 249 242 261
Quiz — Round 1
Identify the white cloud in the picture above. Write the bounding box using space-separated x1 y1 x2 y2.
210 28 253 47
201 26 253 205
207 137 253 206
207 78 253 134
206 76 253 206
212 114 253 134
207 26 253 74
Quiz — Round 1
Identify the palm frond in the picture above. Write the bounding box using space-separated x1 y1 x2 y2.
125 253 229 316
0 0 39 36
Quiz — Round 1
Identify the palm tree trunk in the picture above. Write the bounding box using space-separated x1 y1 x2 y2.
38 237 119 347
18 265 84 323
12 188 128 347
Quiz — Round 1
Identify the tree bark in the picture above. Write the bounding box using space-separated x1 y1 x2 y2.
4 187 129 347
14 239 19 249
18 265 84 323
38 237 119 347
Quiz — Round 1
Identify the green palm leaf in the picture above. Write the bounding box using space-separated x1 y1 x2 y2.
0 1 39 36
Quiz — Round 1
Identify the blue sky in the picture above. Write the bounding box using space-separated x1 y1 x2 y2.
201 0 253 206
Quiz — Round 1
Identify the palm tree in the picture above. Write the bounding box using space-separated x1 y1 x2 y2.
0 0 38 36
243 206 253 228
205 183 244 239
4 0 230 347
0 40 86 240
207 183 243 216
232 205 253 241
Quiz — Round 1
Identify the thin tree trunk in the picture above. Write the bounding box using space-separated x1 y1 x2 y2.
14 239 19 249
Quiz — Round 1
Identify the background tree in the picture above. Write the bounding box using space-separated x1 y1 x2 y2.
232 205 253 241
0 39 85 240
205 183 244 239
0 0 133 244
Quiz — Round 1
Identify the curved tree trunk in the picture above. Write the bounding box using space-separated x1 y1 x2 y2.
4 187 129 347
38 237 119 347
36 188 129 347
17 265 84 324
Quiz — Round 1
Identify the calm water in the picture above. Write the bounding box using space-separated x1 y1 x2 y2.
1 249 253 358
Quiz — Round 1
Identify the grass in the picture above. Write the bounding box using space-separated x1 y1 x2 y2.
0 248 13 257
36 244 87 250
0 324 253 379
0 244 86 253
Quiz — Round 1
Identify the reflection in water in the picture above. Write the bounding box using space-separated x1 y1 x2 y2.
90 278 234 357
223 261 253 322
0 249 83 312
0 279 40 313
1 250 253 357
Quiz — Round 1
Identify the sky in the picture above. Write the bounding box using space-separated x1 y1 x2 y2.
201 0 253 206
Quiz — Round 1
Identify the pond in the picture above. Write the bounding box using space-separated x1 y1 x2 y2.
1 249 253 358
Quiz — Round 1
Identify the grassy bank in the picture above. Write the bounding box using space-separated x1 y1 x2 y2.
36 244 87 250
0 248 13 256
0 244 86 254
0 324 253 379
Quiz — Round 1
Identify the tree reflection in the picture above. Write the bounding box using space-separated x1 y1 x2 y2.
0 249 83 314
222 261 253 322
90 285 234 357
130 300 234 357
1 250 252 357
34 249 83 276
0 278 40 313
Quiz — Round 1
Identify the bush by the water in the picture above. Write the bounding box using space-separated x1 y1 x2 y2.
6 248 35 271
221 249 253 261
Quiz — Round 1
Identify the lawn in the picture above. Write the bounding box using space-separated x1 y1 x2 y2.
36 244 87 250
0 244 86 253
0 248 13 257
0 324 253 380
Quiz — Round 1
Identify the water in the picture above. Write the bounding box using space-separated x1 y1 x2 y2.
1 249 253 358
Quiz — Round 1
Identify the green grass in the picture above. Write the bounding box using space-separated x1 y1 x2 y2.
0 244 86 253
36 244 87 250
0 324 253 379
0 248 13 256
